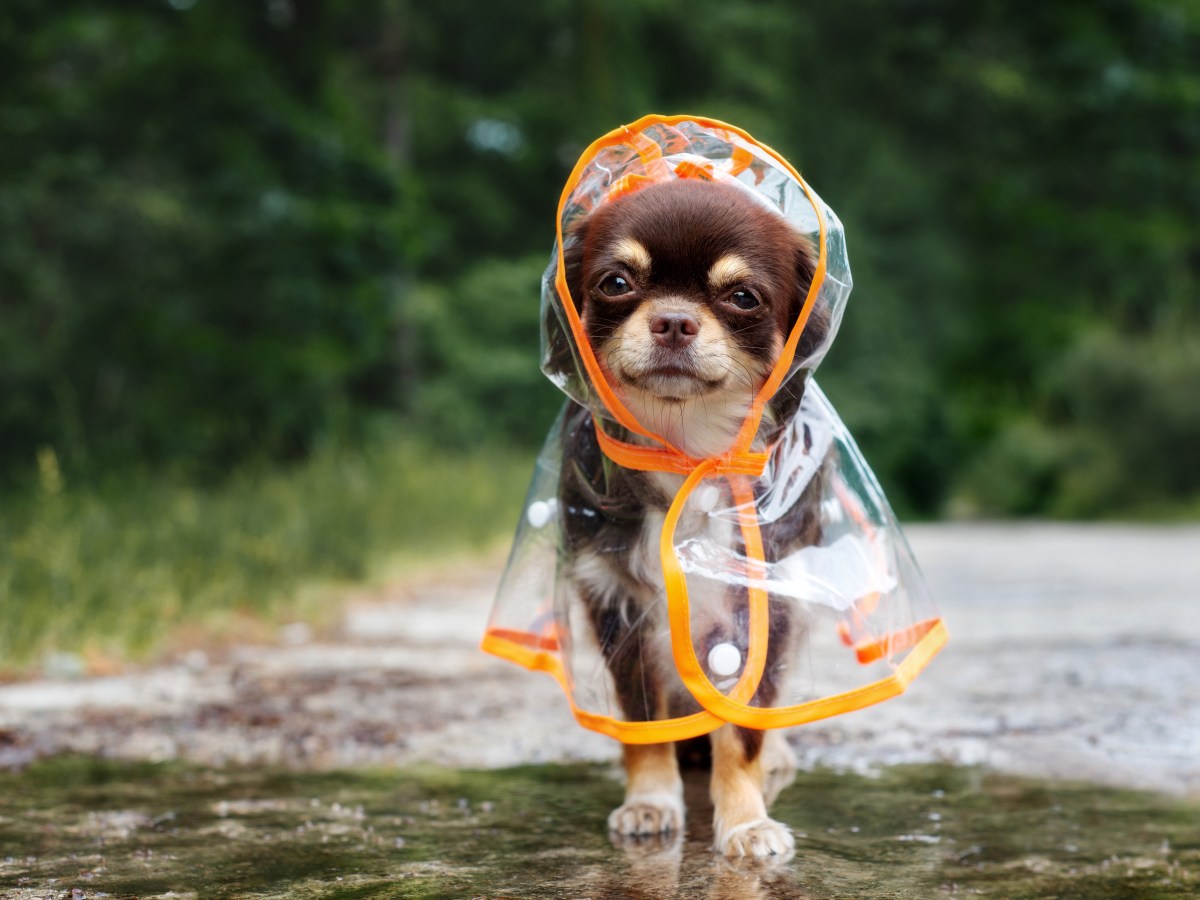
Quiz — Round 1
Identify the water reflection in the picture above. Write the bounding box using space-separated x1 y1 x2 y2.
599 770 810 899
0 757 1195 898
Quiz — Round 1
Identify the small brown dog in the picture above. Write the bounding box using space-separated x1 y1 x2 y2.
556 178 829 857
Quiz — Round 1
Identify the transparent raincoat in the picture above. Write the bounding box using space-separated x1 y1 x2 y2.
482 116 947 743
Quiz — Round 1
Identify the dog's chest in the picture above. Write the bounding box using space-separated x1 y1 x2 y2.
572 470 736 607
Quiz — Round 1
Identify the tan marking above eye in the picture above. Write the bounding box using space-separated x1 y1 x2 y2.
707 254 751 291
611 237 652 274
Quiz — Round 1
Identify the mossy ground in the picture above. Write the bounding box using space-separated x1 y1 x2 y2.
1 757 1196 899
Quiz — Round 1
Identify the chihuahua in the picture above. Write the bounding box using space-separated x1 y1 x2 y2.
555 177 830 858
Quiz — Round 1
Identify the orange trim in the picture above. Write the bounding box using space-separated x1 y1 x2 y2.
729 145 754 177
604 173 657 203
480 629 726 744
592 417 770 477
849 618 940 665
487 626 560 653
481 619 948 740
674 159 716 181
627 128 667 167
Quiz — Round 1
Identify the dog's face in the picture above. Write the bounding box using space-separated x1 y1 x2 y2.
563 179 821 455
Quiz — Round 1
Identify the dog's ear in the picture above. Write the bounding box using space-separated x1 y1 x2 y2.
541 217 590 385
561 217 590 313
765 232 827 434
791 231 829 366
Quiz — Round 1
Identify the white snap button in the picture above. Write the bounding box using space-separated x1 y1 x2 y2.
526 499 556 528
694 484 720 512
707 642 742 676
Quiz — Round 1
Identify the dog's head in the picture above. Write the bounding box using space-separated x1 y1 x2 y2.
562 179 825 456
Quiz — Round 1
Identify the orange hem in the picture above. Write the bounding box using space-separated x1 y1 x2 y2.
481 619 948 741
850 617 940 665
480 631 725 744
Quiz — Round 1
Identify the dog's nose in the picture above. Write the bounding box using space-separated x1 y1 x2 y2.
649 312 699 350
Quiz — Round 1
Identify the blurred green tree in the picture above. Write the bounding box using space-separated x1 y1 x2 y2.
0 0 1196 517
0 1 411 477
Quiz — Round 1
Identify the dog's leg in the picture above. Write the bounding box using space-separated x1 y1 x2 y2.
710 725 794 858
609 741 684 836
710 597 797 857
761 729 798 808
584 590 684 836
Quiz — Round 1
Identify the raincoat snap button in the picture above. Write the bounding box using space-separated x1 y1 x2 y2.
708 642 742 676
694 484 720 512
526 498 558 529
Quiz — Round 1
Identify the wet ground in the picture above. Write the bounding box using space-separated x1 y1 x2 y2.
1 523 1198 897
1 524 1196 794
1 756 1197 899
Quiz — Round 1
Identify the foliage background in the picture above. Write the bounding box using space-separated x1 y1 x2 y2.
2 0 1198 521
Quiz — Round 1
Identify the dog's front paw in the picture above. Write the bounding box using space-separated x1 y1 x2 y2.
608 791 684 836
715 817 795 859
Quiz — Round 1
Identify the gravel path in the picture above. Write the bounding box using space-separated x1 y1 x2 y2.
1 524 1197 797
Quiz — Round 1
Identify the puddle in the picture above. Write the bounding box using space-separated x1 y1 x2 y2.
0 757 1196 898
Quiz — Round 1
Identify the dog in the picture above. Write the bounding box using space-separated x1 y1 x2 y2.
554 177 831 858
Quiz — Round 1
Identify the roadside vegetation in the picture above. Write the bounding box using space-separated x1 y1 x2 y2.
0 440 528 670
1 1 1196 668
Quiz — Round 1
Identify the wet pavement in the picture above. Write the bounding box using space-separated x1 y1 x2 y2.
1 524 1196 797
1 756 1197 898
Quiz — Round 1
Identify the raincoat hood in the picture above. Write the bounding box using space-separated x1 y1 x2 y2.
541 116 850 452
483 116 947 744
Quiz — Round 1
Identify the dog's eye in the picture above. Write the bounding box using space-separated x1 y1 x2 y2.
729 289 760 311
598 275 632 297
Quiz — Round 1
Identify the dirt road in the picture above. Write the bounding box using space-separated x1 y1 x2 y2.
1 524 1196 797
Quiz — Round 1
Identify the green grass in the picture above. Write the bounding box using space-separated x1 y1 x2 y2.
0 439 531 670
